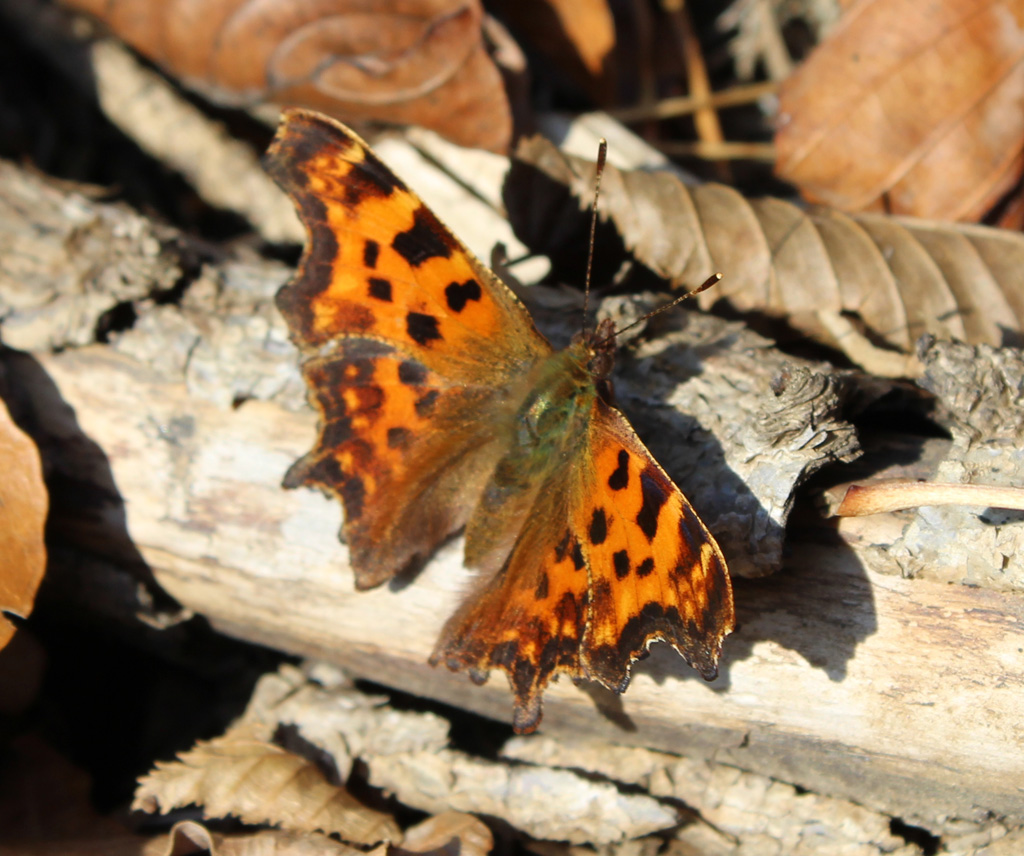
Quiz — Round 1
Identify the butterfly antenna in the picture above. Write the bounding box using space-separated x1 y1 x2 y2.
599 273 723 346
581 138 608 336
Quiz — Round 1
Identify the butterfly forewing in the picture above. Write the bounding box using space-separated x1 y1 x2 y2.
266 109 550 384
266 110 550 586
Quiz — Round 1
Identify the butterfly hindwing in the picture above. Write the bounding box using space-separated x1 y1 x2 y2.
576 400 735 689
433 394 734 733
284 341 508 588
431 470 591 733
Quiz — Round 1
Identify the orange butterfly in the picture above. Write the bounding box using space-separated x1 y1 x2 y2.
266 109 735 733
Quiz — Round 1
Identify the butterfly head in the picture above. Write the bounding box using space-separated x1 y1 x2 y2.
582 316 618 380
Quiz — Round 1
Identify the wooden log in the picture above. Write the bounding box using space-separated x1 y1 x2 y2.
6 343 1021 830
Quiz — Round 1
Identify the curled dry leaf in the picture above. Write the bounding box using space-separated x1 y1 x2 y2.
132 725 401 845
401 812 493 856
775 0 1024 221
509 135 1024 374
142 820 383 856
63 0 513 152
0 398 47 651
142 815 492 856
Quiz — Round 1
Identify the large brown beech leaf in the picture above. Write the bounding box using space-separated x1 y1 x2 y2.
509 136 1024 374
775 0 1024 222
133 725 402 845
0 399 47 651
63 0 513 152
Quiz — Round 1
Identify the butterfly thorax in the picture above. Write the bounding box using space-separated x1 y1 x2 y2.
515 317 618 450
462 321 618 573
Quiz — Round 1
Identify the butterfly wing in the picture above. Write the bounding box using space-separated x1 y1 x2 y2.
431 466 589 733
576 399 735 690
266 110 552 587
433 395 735 733
267 109 550 383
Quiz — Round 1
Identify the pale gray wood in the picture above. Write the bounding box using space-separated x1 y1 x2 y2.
10 344 1022 832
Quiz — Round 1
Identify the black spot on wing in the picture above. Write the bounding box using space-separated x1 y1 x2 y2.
368 277 392 301
554 530 571 562
512 654 538 705
398 360 427 385
637 470 669 541
306 357 372 411
539 636 559 676
571 541 585 571
636 557 655 578
321 415 355 450
363 239 380 269
387 426 413 449
415 389 440 416
407 311 442 345
445 279 482 312
589 508 608 545
488 639 518 669
534 571 549 600
557 590 584 630
613 550 630 580
392 205 453 267
679 500 709 543
341 147 406 205
608 449 630 490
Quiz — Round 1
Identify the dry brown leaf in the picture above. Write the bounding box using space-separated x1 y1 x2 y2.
0 398 47 650
508 135 1024 374
63 0 513 153
132 725 401 846
775 0 1024 221
142 820 381 856
140 814 492 856
400 812 493 856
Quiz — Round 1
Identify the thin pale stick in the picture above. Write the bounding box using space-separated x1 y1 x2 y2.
662 0 729 181
609 81 778 123
835 481 1024 517
657 140 777 161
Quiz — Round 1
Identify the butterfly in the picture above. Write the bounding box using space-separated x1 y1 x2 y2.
266 108 735 734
